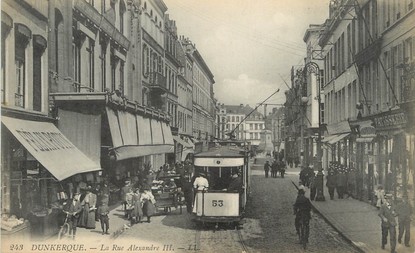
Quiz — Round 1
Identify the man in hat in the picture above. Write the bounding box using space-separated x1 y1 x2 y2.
396 196 412 247
63 191 83 240
378 194 398 253
227 171 243 193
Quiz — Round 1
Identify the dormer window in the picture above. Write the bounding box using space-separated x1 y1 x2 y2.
144 2 147 9
150 10 153 17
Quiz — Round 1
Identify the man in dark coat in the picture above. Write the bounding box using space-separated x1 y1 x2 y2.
396 196 412 247
326 170 337 200
378 194 398 252
336 172 347 199
181 177 194 214
227 172 243 193
63 191 83 240
264 161 270 178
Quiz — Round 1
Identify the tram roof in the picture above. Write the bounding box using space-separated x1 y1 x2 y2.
194 145 246 158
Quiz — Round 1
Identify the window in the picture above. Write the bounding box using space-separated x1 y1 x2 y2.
119 61 124 95
250 123 253 130
101 0 106 14
110 50 117 91
232 116 235 122
72 33 82 87
1 27 8 104
87 38 95 91
100 39 107 91
15 26 30 108
33 36 46 111
250 133 253 139
142 44 149 77
119 1 125 34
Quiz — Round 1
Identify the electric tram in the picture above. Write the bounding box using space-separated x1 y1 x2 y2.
191 140 251 227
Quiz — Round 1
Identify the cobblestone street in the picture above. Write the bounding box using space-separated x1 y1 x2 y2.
115 165 358 253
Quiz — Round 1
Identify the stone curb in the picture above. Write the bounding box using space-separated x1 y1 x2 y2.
290 180 366 253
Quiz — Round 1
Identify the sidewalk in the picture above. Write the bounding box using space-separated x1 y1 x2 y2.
306 180 415 253
47 202 132 243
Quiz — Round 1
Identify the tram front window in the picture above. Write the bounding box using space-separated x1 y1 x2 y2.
206 167 239 190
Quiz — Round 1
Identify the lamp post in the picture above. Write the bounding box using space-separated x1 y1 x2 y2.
304 61 325 201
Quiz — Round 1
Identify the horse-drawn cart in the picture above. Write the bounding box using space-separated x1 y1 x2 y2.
151 174 184 214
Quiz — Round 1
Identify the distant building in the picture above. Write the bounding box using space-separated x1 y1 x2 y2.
218 104 265 146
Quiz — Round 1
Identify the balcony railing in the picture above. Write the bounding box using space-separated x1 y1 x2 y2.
15 93 24 107
74 0 130 50
149 72 167 91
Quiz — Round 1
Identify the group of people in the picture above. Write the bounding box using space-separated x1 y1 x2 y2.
62 183 111 239
263 160 286 178
378 194 413 253
121 181 157 225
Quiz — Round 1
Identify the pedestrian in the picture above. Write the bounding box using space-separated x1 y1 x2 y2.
97 193 110 235
264 161 270 178
375 185 385 209
309 173 316 201
63 191 83 240
336 171 347 199
378 194 398 253
326 170 336 200
271 160 278 178
140 188 156 223
279 160 286 178
121 180 131 218
80 185 97 229
299 166 308 187
181 176 193 214
396 196 412 248
131 188 143 224
125 187 135 225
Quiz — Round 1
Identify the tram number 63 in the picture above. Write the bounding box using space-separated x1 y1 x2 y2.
212 200 224 207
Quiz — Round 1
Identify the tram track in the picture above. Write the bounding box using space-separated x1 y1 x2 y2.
192 223 250 253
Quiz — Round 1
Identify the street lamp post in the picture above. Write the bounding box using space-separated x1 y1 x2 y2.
304 61 325 201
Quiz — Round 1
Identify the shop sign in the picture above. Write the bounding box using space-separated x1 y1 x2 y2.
373 112 407 129
15 130 75 152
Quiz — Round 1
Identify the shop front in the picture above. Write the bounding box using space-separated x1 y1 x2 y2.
373 108 411 201
1 111 101 241
51 92 174 204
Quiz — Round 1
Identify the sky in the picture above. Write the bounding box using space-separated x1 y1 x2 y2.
164 0 329 112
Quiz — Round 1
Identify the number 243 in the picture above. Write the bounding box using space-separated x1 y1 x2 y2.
212 200 224 207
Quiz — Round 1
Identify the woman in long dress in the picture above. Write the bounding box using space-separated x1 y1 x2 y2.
80 187 97 229
131 188 143 224
140 188 156 223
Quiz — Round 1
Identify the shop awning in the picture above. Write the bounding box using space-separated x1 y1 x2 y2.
322 135 336 143
2 116 101 181
173 135 193 148
106 107 174 160
328 133 350 145
356 137 375 143
181 148 193 161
